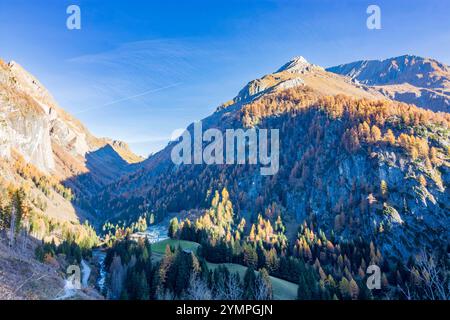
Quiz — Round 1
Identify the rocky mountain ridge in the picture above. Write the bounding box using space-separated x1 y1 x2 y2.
221 56 384 108
327 55 450 113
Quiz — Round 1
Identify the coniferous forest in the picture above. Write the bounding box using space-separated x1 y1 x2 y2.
100 188 449 300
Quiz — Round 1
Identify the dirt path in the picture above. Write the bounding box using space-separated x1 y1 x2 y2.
55 259 90 300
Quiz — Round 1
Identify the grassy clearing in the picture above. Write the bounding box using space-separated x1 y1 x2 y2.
151 239 200 255
206 262 298 300
151 239 298 300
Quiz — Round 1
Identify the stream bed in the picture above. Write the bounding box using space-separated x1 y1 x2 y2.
93 221 169 296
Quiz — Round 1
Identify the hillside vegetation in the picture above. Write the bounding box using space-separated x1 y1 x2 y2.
97 85 449 261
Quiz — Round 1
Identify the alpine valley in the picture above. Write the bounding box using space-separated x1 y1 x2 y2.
0 55 449 300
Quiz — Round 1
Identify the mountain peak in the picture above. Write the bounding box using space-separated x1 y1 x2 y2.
276 56 323 74
226 55 382 107
109 139 144 164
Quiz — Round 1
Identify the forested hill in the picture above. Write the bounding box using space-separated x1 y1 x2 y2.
94 57 450 262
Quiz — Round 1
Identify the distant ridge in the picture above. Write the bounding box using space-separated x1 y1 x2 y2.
327 55 450 112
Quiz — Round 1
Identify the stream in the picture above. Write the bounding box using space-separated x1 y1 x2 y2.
93 249 107 295
93 221 170 297
55 221 171 299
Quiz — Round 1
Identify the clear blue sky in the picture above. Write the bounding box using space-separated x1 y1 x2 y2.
1 0 449 156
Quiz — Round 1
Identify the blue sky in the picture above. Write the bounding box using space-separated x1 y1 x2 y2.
1 0 449 156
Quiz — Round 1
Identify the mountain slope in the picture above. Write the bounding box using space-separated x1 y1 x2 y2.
95 56 450 261
0 58 142 222
327 55 450 113
97 56 387 210
0 59 142 194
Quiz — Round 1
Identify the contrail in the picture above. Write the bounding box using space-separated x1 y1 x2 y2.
74 82 182 114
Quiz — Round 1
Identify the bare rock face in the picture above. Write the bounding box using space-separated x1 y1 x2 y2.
327 55 450 112
4 61 99 160
276 56 324 74
2 106 55 171
0 59 141 198
0 61 55 172
233 57 314 104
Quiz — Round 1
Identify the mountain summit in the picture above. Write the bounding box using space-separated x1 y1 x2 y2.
228 56 383 106
276 56 323 73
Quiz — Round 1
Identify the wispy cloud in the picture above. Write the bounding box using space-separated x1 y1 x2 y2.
67 39 213 83
74 82 182 114
64 38 228 115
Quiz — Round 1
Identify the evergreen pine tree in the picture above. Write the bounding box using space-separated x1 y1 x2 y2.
243 266 257 300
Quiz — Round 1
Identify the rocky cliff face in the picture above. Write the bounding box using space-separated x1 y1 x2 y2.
0 58 141 221
0 61 55 171
327 55 450 112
